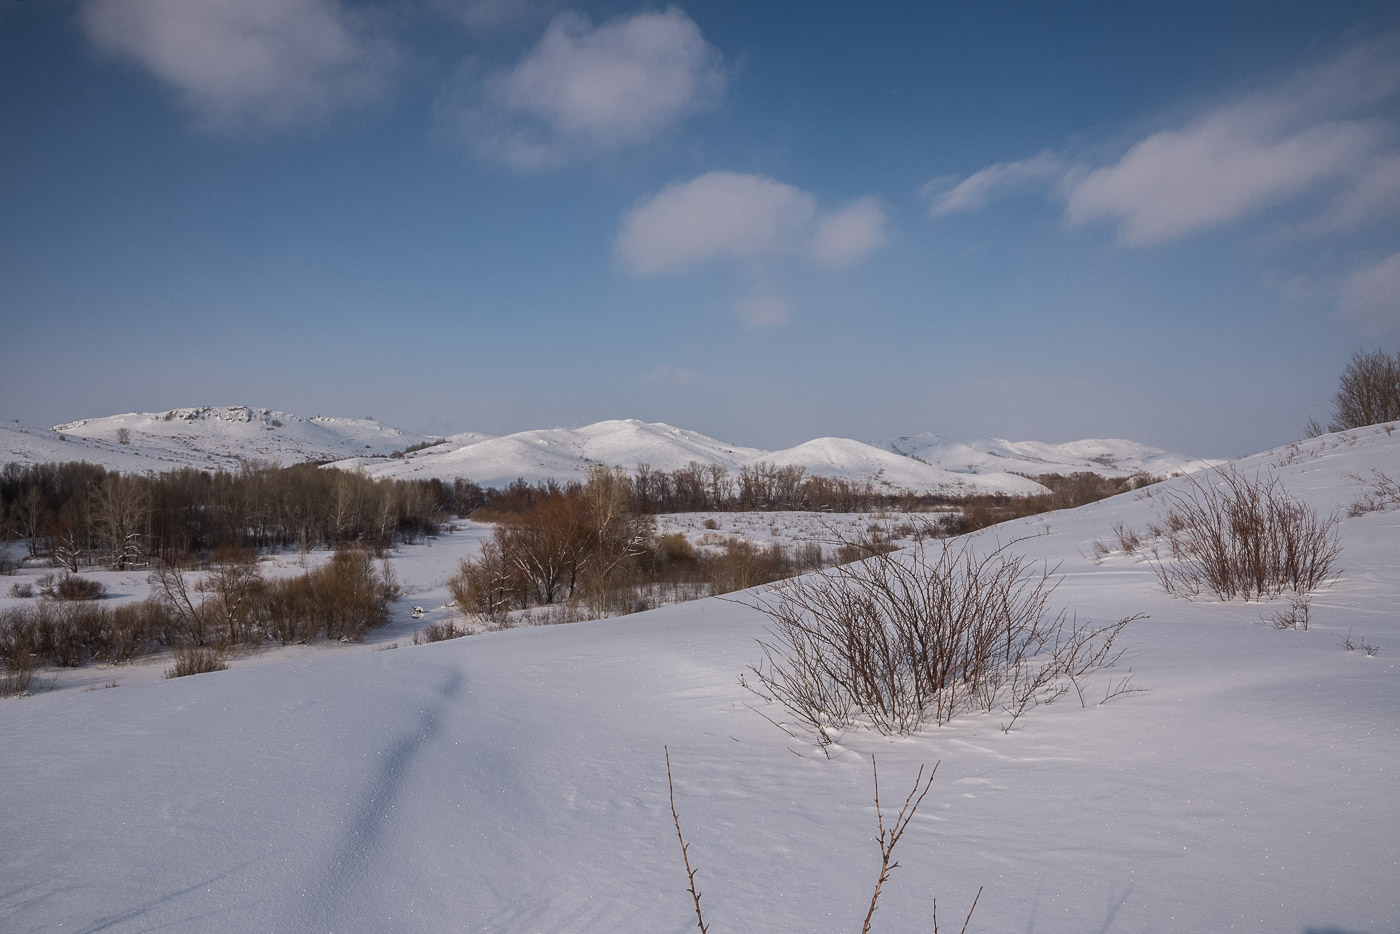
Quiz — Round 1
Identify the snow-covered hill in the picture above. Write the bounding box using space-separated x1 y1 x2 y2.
4 408 1211 496
54 406 436 468
759 436 1049 496
873 430 1218 479
1 407 437 471
334 419 770 489
2 424 1397 932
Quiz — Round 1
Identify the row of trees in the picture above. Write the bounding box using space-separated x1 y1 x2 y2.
0 461 470 569
479 461 901 515
478 461 1146 519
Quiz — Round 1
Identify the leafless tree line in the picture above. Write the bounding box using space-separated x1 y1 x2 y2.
0 461 458 570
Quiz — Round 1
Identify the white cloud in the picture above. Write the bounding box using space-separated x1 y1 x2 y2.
924 152 1065 216
930 34 1400 246
618 172 891 276
737 294 791 330
1341 252 1400 332
617 172 817 275
1064 113 1387 245
443 6 725 169
812 198 889 268
78 0 397 133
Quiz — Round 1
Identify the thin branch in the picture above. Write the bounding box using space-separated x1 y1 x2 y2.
862 756 937 934
666 747 709 933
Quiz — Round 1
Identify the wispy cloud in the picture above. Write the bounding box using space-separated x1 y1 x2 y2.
928 34 1400 246
78 0 398 134
1341 252 1400 332
617 172 887 275
1064 113 1387 245
924 152 1066 217
813 198 890 268
438 7 725 169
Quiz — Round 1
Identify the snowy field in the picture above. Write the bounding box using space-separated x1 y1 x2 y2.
1 427 1398 933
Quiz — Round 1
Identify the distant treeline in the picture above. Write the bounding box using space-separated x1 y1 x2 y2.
0 458 1158 572
477 461 1158 524
0 461 483 568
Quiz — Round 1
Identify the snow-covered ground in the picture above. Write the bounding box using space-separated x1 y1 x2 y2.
1 426 1397 933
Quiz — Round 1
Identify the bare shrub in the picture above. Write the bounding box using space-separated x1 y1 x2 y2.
448 540 523 627
1348 468 1400 516
8 582 34 598
164 645 228 678
1147 466 1342 601
413 619 470 644
741 537 1141 747
833 531 899 566
1340 631 1381 656
35 602 105 667
195 546 264 646
48 573 106 601
1265 592 1311 631
259 546 392 643
1112 522 1141 555
1 649 35 697
701 518 721 530
707 539 793 595
105 598 170 663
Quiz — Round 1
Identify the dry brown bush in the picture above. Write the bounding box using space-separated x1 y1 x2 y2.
164 644 228 678
413 619 470 644
1147 467 1341 601
0 650 35 697
1349 468 1400 516
259 546 393 643
741 537 1140 747
47 573 105 601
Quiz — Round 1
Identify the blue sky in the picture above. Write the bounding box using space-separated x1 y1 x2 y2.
2 1 1398 457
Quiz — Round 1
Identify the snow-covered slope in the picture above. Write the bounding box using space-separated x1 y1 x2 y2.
0 419 181 473
874 431 1219 478
336 420 1052 495
52 406 436 468
761 436 1049 496
334 418 770 488
2 424 1397 933
5 408 1212 496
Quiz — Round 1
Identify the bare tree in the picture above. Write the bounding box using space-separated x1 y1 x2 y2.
1328 348 1400 431
90 473 150 570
